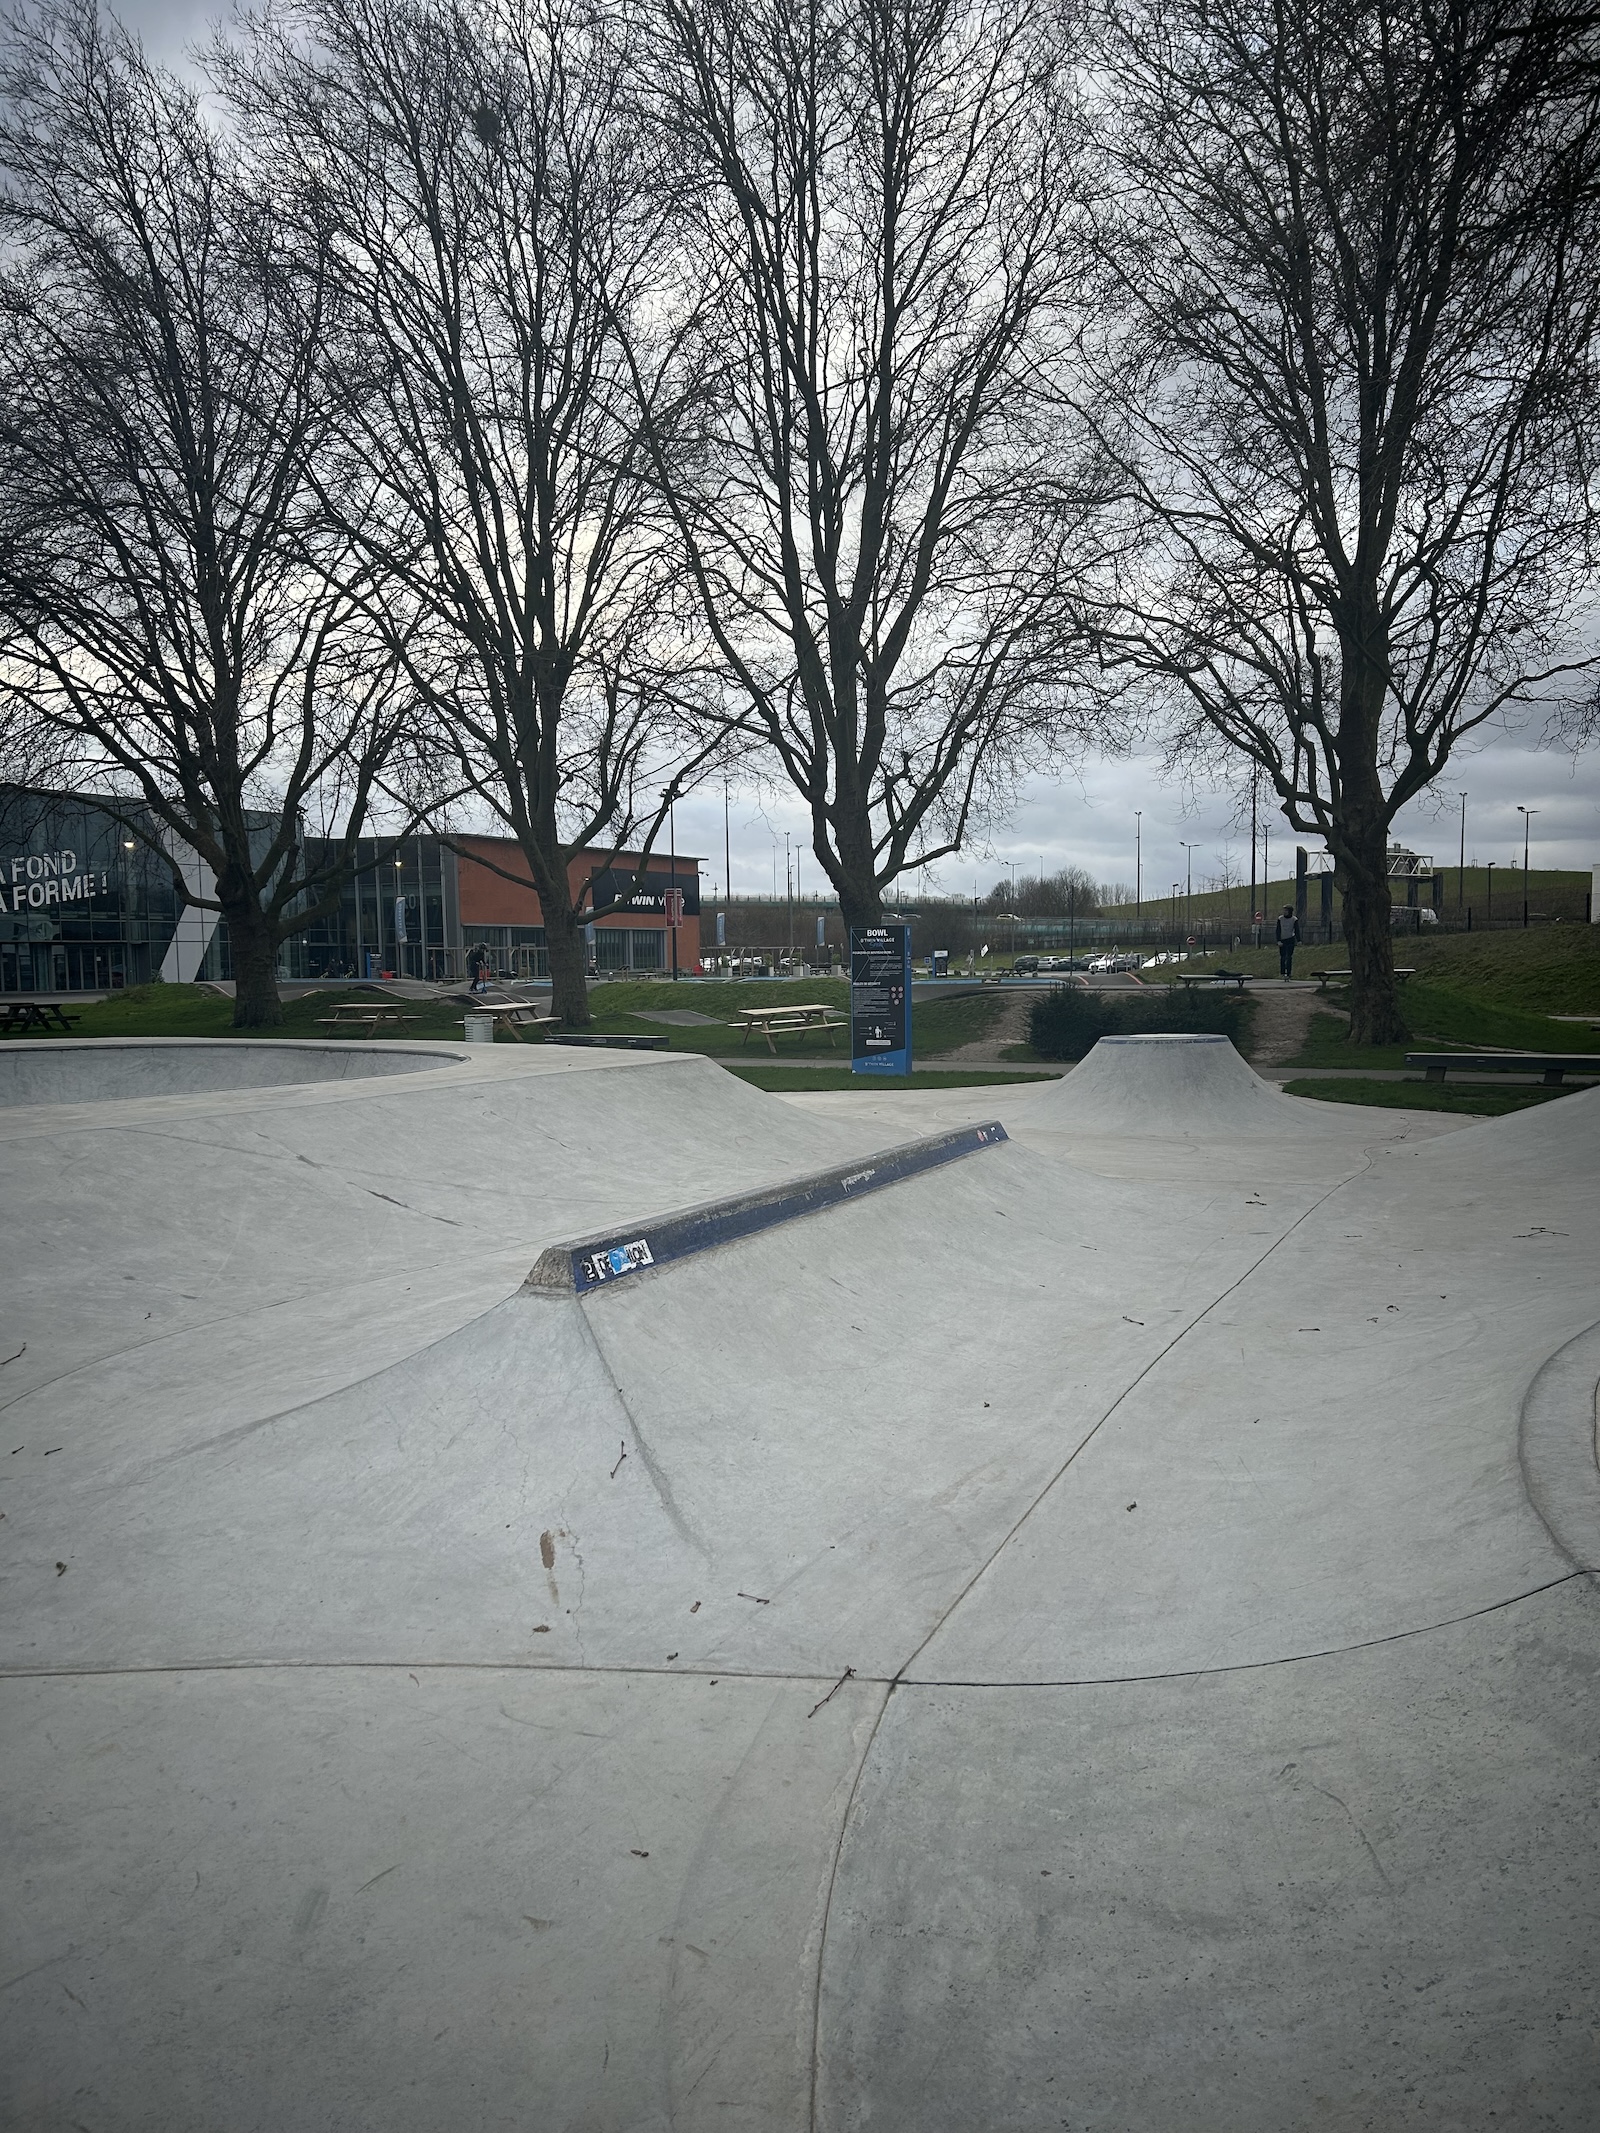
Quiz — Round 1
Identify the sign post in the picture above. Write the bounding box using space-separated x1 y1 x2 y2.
850 924 912 1076
664 887 685 981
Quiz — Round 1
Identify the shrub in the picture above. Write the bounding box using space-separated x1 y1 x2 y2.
1028 983 1251 1061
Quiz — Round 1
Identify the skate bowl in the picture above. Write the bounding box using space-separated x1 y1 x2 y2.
3 1042 1599 2132
0 1036 455 1107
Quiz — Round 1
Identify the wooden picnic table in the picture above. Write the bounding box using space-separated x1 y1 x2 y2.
315 1004 421 1034
455 995 562 1042
736 1003 848 1055
0 1000 80 1034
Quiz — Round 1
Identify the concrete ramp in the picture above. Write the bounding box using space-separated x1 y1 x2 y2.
1034 1029 1325 1133
4 1043 1599 2133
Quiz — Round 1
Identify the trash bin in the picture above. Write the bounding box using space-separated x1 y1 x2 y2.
463 1014 496 1044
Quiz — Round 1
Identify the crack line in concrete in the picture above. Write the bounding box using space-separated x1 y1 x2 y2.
2 1574 1590 1692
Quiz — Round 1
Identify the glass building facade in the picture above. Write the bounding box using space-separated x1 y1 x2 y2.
0 788 181 992
1 789 699 991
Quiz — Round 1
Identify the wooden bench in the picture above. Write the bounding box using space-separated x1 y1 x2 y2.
0 1000 82 1034
736 1004 848 1055
1176 968 1251 992
1406 1051 1600 1087
547 1032 670 1050
1316 968 1416 992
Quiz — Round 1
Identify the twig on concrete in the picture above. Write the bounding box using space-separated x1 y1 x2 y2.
610 1441 627 1479
807 1666 855 1719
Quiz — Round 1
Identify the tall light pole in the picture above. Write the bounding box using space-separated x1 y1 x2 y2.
1135 811 1142 913
1517 806 1540 928
1180 840 1198 937
1457 792 1467 910
1486 859 1495 921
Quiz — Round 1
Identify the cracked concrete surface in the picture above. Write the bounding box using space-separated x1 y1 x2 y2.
1 1034 1596 2131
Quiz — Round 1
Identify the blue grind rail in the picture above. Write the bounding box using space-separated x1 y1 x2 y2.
526 1120 1009 1296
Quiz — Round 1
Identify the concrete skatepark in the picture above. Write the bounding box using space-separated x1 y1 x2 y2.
1 1032 1596 2131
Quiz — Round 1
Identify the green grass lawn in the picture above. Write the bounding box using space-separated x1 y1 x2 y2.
4 983 474 1043
1282 1076 1582 1117
719 1063 1060 1091
6 974 1008 1061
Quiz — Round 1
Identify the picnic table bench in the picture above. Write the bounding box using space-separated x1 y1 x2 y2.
735 1003 848 1055
1406 1051 1600 1087
1176 968 1252 992
453 994 561 1042
0 1000 81 1034
1317 968 1415 992
316 1004 421 1034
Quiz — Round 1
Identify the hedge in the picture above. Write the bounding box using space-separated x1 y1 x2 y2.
1028 983 1251 1061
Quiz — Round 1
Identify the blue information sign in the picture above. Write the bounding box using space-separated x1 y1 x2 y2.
850 924 912 1076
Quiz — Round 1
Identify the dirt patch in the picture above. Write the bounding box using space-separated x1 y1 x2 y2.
1250 984 1343 1067
938 990 1035 1062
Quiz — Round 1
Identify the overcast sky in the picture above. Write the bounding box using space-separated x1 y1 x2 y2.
676 729 1600 906
99 0 1600 902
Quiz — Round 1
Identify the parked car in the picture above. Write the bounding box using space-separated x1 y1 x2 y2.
1013 953 1042 974
1087 952 1119 973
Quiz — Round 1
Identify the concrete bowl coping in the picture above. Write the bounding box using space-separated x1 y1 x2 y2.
0 1036 458 1107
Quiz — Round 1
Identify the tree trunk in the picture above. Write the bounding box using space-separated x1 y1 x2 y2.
831 803 884 934
544 904 592 1029
222 891 285 1029
1337 847 1409 1046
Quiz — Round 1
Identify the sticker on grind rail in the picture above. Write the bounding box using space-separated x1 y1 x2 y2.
566 1120 1009 1295
576 1237 656 1288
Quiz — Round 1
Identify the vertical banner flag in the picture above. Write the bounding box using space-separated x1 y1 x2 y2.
850 924 912 1076
393 895 408 944
816 915 826 948
716 910 726 947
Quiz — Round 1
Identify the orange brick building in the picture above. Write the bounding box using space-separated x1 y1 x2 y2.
454 837 703 978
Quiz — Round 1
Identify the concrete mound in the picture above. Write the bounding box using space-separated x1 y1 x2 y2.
1036 1029 1312 1133
0 1035 452 1106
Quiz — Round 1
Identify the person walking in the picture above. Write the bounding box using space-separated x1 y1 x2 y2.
1275 904 1300 979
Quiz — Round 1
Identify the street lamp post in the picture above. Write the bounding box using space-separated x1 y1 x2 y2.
1135 811 1142 914
1486 860 1495 921
1517 806 1540 928
1457 793 1467 910
1180 841 1198 939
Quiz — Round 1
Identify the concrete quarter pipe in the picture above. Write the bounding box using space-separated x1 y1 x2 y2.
1 1035 1595 2131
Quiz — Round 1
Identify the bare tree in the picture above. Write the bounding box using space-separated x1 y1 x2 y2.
636 0 1097 931
0 0 415 1027
236 0 728 1027
1076 0 1600 1042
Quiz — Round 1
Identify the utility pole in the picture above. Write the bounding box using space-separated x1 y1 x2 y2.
1486 860 1495 921
724 777 732 959
1457 793 1467 910
1181 841 1198 937
1249 776 1257 924
786 831 793 958
1517 807 1539 928
669 794 679 981
1135 811 1142 913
